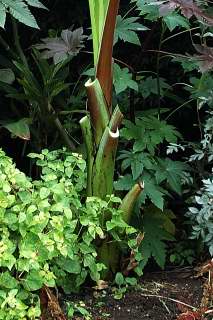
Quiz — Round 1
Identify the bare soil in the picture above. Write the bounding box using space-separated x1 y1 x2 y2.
63 268 206 320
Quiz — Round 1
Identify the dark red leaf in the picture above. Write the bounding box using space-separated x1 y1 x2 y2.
35 28 87 64
193 44 213 72
158 0 213 25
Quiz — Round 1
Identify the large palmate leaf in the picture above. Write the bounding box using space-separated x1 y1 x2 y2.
138 173 166 210
114 172 166 210
113 63 138 94
0 0 47 29
35 28 87 64
114 15 148 45
158 0 213 25
114 174 135 191
138 76 170 99
121 116 181 155
139 205 175 270
133 0 213 26
163 12 190 31
118 150 154 180
193 44 213 73
154 158 190 195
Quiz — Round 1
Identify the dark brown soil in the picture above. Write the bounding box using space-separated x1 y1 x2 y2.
63 269 206 320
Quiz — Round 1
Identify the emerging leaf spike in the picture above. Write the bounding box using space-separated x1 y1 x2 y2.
120 182 144 223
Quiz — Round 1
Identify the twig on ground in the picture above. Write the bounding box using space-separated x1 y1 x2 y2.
160 298 171 314
139 293 196 310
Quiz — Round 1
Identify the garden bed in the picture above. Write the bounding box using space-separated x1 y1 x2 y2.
63 269 205 320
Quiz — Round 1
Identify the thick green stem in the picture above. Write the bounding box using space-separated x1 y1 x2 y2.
85 78 110 146
82 0 143 277
92 126 119 198
80 116 94 196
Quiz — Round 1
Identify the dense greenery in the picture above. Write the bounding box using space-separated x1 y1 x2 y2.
0 148 141 318
0 0 213 317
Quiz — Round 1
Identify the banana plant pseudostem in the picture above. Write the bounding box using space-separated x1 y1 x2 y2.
80 0 144 275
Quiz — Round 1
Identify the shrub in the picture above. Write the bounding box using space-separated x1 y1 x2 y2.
187 112 213 256
0 148 139 319
187 175 213 255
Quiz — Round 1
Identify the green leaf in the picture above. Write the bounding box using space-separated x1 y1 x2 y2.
25 0 47 10
115 272 124 286
155 158 190 195
115 15 148 45
0 3 6 28
25 270 44 291
57 257 81 274
139 76 170 99
134 1 159 20
114 174 135 191
28 153 44 160
139 206 174 270
39 187 50 200
121 116 180 154
0 69 15 84
113 63 138 94
164 13 190 32
141 173 165 210
2 182 11 193
18 190 31 204
49 82 70 99
118 151 154 179
125 277 137 286
2 0 40 29
115 171 165 210
0 272 18 289
2 118 31 140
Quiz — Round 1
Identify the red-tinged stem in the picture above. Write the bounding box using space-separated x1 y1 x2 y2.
96 0 120 112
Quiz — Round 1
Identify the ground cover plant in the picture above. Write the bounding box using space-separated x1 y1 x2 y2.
0 148 142 318
0 0 213 319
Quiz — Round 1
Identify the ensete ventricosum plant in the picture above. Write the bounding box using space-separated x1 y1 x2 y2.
80 0 144 275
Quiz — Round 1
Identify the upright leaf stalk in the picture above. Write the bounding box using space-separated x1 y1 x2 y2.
81 0 144 273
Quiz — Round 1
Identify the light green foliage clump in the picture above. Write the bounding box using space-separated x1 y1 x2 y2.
0 148 139 319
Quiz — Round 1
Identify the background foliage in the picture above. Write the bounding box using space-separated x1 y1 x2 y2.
0 0 213 317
